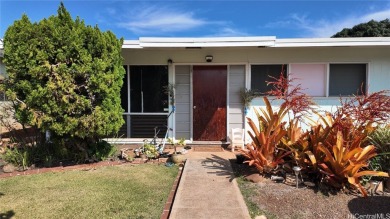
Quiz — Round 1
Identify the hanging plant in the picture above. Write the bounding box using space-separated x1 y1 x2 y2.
240 88 259 108
163 83 176 106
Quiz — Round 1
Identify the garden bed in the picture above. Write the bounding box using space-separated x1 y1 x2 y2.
231 160 390 219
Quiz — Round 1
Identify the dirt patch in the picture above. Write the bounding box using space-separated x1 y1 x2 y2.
231 160 390 219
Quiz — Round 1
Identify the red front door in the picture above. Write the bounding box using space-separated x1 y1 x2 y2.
193 66 227 141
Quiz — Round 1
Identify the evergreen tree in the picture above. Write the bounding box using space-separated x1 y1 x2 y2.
332 19 390 37
3 3 125 145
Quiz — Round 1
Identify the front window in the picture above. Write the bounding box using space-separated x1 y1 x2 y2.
130 65 168 113
251 64 287 94
329 64 367 96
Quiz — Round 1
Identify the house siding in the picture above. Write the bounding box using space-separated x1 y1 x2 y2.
174 65 191 140
228 65 245 141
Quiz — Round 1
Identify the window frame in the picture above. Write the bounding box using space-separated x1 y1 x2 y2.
288 63 328 97
249 62 369 98
328 62 368 97
249 63 288 96
124 64 169 116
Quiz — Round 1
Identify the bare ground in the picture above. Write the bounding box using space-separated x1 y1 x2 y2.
231 160 390 219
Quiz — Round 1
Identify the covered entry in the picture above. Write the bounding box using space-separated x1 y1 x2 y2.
174 65 245 142
193 66 227 141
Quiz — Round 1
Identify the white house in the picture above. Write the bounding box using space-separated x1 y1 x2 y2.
1 37 390 143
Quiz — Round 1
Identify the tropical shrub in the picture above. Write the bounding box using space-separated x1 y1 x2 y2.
318 131 388 197
241 97 291 174
241 71 389 197
368 126 390 172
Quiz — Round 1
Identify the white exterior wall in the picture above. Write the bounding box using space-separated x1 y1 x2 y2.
122 46 390 141
123 46 390 92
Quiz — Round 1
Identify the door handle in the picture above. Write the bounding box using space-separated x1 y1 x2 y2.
193 106 197 109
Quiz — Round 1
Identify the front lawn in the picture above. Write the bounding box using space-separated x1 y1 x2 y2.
0 164 178 218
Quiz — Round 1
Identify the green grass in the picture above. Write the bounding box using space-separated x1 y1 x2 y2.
236 176 277 219
0 164 178 219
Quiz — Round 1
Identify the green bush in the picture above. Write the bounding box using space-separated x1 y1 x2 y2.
3 3 125 158
368 126 390 171
2 146 34 170
87 140 117 161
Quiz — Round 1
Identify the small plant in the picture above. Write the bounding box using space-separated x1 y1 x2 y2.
2 145 34 170
240 88 259 109
163 83 176 106
143 143 158 159
168 138 186 154
88 140 117 161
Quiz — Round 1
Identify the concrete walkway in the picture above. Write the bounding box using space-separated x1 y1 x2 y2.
169 151 251 219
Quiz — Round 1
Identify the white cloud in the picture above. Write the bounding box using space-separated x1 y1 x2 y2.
107 8 116 16
117 6 207 34
208 27 250 37
267 8 390 37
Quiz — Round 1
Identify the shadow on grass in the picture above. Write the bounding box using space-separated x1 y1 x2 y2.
0 210 15 219
348 196 390 216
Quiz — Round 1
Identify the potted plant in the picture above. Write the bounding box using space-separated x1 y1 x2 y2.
168 138 186 164
164 83 176 112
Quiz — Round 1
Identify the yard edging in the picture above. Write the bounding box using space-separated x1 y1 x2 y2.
160 162 185 219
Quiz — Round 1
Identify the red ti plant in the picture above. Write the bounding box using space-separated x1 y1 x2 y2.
328 90 390 144
266 70 316 121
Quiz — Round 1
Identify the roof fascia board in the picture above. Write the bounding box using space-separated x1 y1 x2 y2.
122 40 142 48
139 41 275 48
139 36 276 43
274 37 390 47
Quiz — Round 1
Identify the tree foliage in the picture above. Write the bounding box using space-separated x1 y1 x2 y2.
332 19 390 37
3 3 125 141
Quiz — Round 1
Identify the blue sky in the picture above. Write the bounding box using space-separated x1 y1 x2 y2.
1 0 390 39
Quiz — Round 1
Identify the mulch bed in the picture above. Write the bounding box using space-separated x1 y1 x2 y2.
230 159 390 219
0 157 170 179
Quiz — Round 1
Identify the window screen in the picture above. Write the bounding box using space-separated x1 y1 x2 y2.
130 66 168 113
329 64 366 96
251 65 287 94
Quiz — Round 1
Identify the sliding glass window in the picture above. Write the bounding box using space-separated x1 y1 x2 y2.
130 66 168 113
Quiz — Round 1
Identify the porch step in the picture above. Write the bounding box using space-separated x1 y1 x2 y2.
188 141 230 147
187 142 231 151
